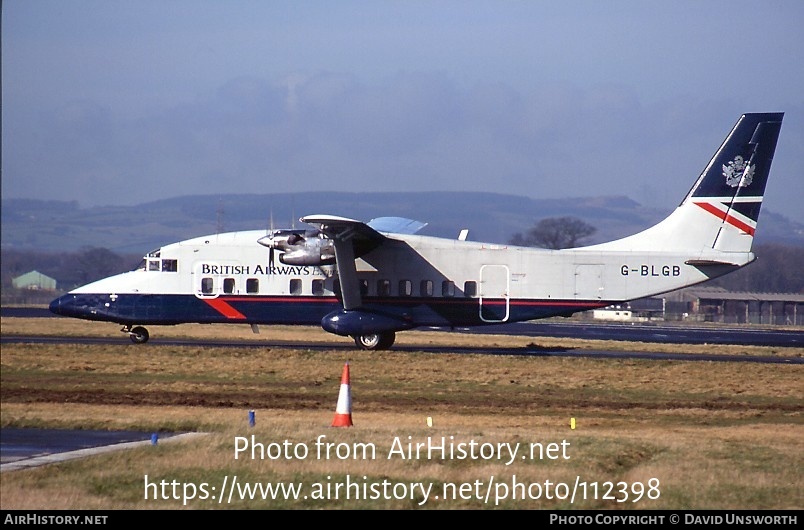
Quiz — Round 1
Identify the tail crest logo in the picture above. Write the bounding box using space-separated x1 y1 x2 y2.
723 155 755 187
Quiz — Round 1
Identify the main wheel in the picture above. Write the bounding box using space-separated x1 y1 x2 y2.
129 326 150 344
354 332 395 350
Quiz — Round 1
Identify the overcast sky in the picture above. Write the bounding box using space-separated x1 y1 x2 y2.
3 0 802 223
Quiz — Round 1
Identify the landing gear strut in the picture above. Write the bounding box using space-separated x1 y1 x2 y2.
353 331 395 350
122 325 150 344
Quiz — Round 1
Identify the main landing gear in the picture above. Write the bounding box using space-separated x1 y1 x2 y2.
353 331 395 350
122 325 150 344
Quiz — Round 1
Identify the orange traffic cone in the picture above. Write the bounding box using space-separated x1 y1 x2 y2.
331 362 353 427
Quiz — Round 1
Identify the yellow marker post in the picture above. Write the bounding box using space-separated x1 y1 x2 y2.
426 417 433 427
570 417 576 430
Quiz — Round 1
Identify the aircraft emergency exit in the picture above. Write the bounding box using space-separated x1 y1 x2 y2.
50 113 784 349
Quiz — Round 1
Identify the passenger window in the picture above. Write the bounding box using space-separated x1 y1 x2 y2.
201 277 214 294
312 279 325 296
442 280 455 297
399 280 412 297
223 278 235 294
377 279 391 296
161 259 178 272
246 278 259 294
290 279 302 295
420 280 433 297
148 260 160 271
464 281 477 297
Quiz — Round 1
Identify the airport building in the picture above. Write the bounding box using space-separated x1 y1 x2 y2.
11 270 57 291
664 287 803 326
592 287 804 326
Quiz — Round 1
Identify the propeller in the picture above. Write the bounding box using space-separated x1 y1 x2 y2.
260 210 304 269
257 210 337 267
266 212 276 269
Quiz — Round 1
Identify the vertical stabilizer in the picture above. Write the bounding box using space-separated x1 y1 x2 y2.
586 113 783 256
683 112 783 253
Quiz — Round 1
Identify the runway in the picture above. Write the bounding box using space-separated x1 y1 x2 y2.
3 306 801 349
461 321 803 348
3 305 801 364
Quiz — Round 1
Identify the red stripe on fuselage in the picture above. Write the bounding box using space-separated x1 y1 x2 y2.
694 202 755 236
204 298 247 319
214 296 608 309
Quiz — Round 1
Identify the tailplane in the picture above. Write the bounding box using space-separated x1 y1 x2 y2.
587 113 783 257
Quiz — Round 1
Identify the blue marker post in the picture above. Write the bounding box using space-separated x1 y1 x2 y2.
151 433 158 445
248 410 256 427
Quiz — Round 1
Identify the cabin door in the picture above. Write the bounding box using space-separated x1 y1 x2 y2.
574 264 604 300
479 264 510 322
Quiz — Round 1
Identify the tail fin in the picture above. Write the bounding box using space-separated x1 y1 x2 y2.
588 113 783 256
682 112 783 253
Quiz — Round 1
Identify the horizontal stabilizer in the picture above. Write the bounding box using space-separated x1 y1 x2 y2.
685 259 743 267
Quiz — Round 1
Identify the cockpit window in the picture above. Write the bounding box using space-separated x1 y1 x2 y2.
136 257 177 272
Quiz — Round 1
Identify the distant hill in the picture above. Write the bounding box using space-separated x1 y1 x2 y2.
2 193 802 254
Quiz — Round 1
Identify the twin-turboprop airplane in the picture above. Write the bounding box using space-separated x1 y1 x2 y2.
50 113 783 349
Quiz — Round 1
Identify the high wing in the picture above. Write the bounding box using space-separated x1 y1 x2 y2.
299 215 426 310
301 215 384 310
366 216 428 235
257 215 426 269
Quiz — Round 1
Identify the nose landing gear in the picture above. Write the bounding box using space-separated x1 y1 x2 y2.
121 325 150 344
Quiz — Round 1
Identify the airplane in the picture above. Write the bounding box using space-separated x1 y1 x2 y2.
49 112 783 350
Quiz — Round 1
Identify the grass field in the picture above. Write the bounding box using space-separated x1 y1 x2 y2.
1 317 802 510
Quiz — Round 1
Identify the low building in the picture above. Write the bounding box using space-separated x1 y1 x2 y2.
589 287 803 326
664 287 803 326
11 270 57 291
591 297 665 322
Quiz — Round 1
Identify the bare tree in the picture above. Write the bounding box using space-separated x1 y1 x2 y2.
509 216 597 249
76 247 128 284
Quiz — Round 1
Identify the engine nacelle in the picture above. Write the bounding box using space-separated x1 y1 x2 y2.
321 309 414 336
279 244 335 265
258 229 336 266
257 229 307 250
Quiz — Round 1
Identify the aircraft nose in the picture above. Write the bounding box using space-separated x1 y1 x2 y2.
49 294 82 318
49 296 63 315
48 293 112 321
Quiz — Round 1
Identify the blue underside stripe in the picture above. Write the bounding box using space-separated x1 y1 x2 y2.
59 293 610 327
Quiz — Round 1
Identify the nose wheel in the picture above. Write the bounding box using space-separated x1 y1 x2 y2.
122 325 150 344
